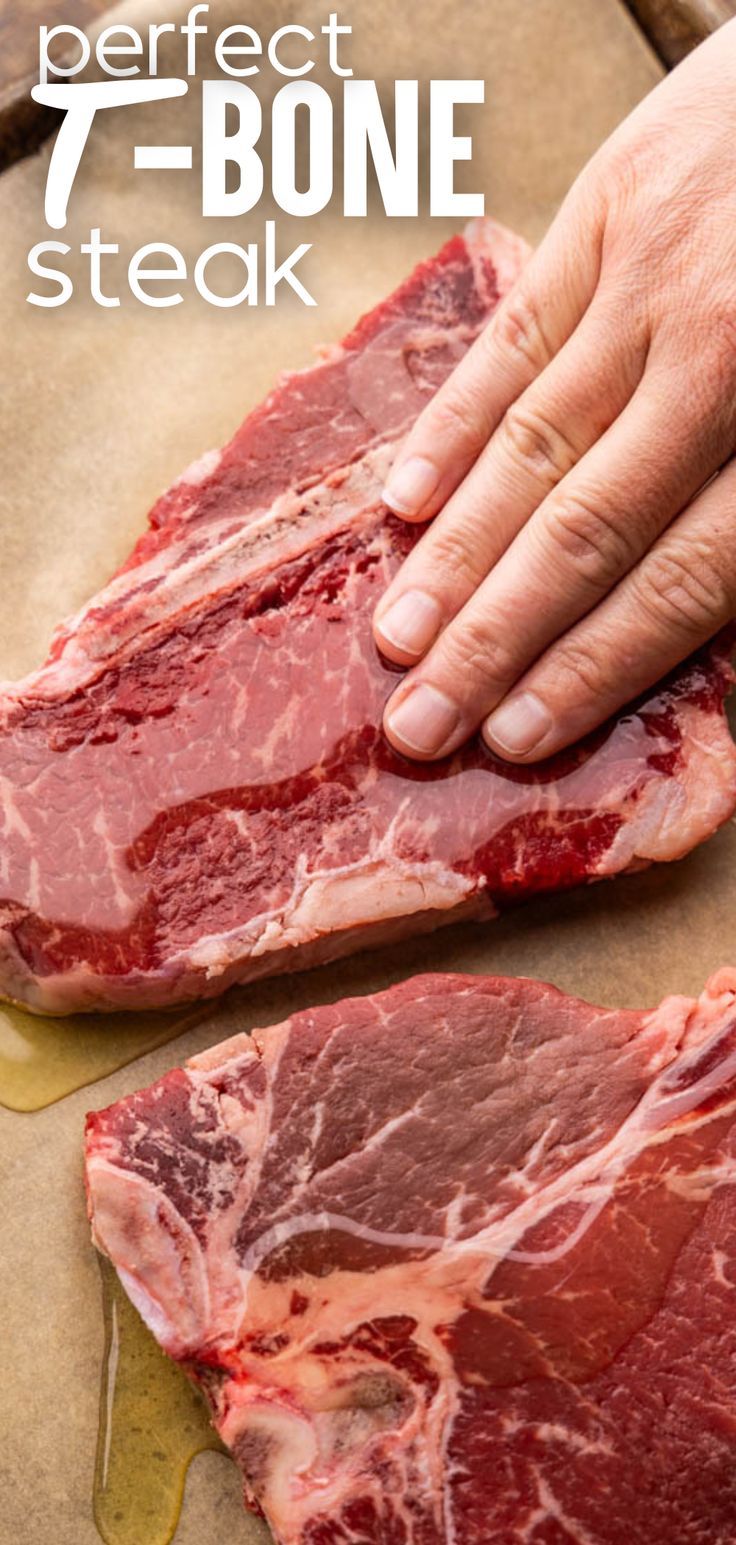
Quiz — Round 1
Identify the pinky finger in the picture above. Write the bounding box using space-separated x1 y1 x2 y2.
482 457 736 762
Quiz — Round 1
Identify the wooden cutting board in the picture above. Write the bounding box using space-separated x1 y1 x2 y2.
0 0 112 166
628 0 736 64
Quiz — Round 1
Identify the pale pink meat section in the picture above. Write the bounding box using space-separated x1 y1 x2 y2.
86 969 736 1543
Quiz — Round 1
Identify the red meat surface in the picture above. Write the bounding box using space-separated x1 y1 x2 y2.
86 969 736 1543
1 221 735 1012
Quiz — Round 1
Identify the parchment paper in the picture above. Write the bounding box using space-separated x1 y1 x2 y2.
3 5 727 1543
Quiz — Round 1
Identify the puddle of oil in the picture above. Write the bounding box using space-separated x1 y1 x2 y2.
94 1255 227 1545
0 1002 210 1112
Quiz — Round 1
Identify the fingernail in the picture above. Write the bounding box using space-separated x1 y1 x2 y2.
484 692 553 757
383 457 440 516
376 589 442 658
385 683 461 756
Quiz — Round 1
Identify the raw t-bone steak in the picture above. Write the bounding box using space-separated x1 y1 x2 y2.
3 221 736 1014
85 969 736 1544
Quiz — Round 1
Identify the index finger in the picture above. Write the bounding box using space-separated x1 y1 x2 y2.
382 189 606 523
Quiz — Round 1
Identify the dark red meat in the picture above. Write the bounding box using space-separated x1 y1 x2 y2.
1 220 735 1012
85 968 736 1543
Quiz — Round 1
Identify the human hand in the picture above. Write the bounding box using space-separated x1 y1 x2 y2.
374 23 736 763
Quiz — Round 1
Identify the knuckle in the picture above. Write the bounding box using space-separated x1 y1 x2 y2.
436 612 518 696
695 324 736 424
603 133 653 219
430 384 494 457
429 520 488 593
633 540 731 638
491 288 553 374
500 402 578 488
541 494 638 589
553 637 608 700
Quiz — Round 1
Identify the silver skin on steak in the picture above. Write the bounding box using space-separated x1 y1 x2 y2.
1 221 735 1013
86 969 736 1544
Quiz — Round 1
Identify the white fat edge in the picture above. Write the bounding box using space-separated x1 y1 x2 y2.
0 949 153 1015
0 911 204 1013
702 966 736 1003
179 849 473 979
0 436 404 710
88 1033 289 1357
0 927 70 1014
173 446 223 487
632 993 696 1078
637 967 736 1067
595 700 736 872
187 1032 258 1076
